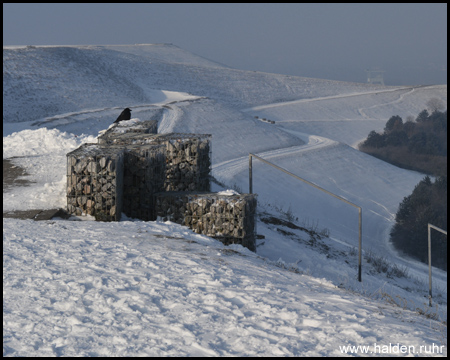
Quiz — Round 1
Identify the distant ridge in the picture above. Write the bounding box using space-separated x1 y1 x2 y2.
3 43 392 124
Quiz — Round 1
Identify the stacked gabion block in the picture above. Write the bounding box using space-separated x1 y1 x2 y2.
154 192 257 251
66 144 124 221
98 120 158 144
100 133 211 193
66 120 258 251
122 144 166 221
162 134 211 192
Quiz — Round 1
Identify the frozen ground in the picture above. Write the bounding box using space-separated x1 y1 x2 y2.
3 218 447 357
3 44 447 356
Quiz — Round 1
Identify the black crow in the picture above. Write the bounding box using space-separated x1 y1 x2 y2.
114 108 132 123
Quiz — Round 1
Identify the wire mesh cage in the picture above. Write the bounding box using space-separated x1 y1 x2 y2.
98 120 158 145
66 143 124 221
162 134 211 192
98 132 164 146
154 192 257 251
122 144 166 221
100 132 212 193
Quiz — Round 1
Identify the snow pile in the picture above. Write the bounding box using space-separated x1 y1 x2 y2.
217 189 240 196
3 128 95 159
103 118 142 132
3 129 96 211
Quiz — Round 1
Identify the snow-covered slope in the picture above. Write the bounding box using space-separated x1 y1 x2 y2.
4 218 446 357
3 44 447 356
3 44 393 125
100 43 231 68
246 85 447 147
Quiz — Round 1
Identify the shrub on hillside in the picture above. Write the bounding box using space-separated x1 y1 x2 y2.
359 109 447 176
390 176 447 271
360 108 447 271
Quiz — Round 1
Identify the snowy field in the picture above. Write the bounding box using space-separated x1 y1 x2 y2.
3 44 447 356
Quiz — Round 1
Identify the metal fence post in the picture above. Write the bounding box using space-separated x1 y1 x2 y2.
248 153 363 282
428 224 432 307
249 154 253 194
358 207 362 282
428 223 447 307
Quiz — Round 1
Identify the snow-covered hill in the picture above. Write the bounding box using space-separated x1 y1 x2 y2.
3 44 394 125
3 44 447 356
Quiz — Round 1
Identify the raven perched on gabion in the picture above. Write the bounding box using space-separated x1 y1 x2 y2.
114 108 132 123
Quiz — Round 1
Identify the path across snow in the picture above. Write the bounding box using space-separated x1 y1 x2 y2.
213 131 336 185
242 86 417 112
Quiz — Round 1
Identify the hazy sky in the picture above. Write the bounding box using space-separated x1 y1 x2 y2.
3 3 447 85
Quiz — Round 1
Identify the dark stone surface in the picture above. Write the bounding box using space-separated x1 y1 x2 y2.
3 208 71 221
3 158 33 192
3 158 70 220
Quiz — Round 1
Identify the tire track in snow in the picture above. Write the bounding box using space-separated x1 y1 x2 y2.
357 87 417 119
242 86 415 113
30 94 205 129
30 104 161 127
213 130 337 181
158 105 184 133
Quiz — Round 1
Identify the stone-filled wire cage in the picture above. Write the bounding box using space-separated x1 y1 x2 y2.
101 133 212 193
154 192 258 251
97 120 158 145
122 144 166 221
67 144 124 221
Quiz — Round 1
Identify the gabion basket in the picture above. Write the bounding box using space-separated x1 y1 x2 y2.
66 143 124 221
101 132 212 193
154 191 257 251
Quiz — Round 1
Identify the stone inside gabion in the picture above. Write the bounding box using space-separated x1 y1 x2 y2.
154 192 257 251
66 144 124 221
100 133 212 192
